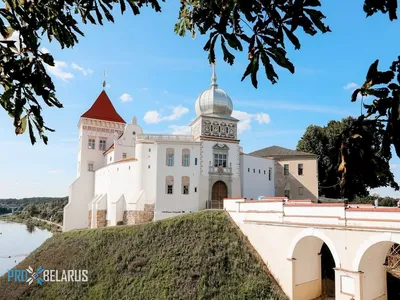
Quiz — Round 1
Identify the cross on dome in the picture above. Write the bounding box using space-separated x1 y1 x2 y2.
194 63 233 117
211 63 217 88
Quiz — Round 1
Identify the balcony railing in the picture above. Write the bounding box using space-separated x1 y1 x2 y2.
137 134 194 142
209 166 232 174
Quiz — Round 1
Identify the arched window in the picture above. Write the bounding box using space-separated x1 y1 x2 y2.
182 149 190 167
182 176 190 195
166 176 174 194
166 148 174 166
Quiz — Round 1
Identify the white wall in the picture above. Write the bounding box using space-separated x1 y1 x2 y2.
135 142 157 210
63 172 94 231
240 154 275 199
94 160 143 225
113 121 143 161
153 141 201 220
77 118 125 176
226 200 400 300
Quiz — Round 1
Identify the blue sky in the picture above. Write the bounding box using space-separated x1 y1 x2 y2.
1 0 400 198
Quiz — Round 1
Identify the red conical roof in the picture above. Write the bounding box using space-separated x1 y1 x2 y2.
81 90 126 123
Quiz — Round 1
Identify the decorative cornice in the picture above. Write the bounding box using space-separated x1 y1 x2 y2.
79 118 126 130
199 136 240 144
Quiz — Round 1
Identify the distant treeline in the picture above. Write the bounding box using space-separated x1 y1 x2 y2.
352 195 399 207
0 197 68 223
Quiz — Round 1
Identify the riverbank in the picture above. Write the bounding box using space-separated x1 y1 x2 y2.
0 215 61 233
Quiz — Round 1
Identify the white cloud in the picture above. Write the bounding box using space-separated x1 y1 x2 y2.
232 110 271 135
169 125 191 134
143 111 161 124
48 169 64 174
254 113 271 124
391 164 400 169
120 93 133 103
344 82 359 90
41 47 50 54
143 105 189 124
71 63 93 76
141 88 149 92
163 90 168 94
47 61 74 81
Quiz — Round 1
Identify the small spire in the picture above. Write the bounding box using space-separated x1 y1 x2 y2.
211 62 218 88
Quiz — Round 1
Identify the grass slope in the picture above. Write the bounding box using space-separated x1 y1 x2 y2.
0 211 287 300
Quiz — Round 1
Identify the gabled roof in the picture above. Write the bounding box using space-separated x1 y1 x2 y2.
248 145 317 158
103 143 114 155
81 90 126 123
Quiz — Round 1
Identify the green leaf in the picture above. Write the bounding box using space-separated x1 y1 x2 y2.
351 88 361 102
28 118 36 145
365 60 379 85
283 26 301 50
15 115 27 135
267 47 295 74
220 37 235 65
40 53 55 66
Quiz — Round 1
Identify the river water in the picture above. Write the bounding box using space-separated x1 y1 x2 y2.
0 221 52 276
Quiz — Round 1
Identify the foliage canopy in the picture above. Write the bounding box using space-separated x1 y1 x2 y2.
0 0 400 178
297 117 399 200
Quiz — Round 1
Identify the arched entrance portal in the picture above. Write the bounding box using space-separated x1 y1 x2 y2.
358 241 400 300
291 236 337 300
211 181 227 209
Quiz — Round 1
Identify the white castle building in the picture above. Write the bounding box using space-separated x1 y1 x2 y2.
64 67 288 231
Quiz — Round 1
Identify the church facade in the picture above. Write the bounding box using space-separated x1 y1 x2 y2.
63 67 279 231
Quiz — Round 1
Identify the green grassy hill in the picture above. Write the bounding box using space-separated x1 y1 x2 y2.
0 211 287 300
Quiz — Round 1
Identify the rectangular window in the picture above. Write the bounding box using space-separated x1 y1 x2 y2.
122 153 127 159
195 158 198 165
183 185 189 195
183 154 190 167
213 153 227 167
194 187 197 193
149 148 151 152
298 163 304 176
264 170 266 175
148 165 150 169
88 138 95 149
248 168 250 172
109 157 112 162
167 154 174 166
167 185 173 194
259 169 261 174
88 163 94 172
268 168 272 181
299 187 304 195
253 169 255 173
284 164 289 176
99 139 106 151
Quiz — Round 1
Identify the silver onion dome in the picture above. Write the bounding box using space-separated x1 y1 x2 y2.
195 64 233 117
